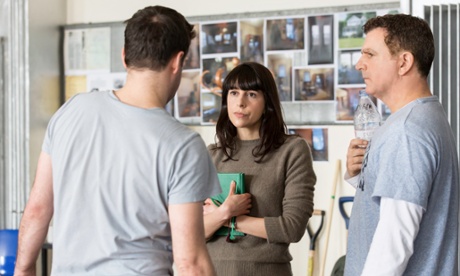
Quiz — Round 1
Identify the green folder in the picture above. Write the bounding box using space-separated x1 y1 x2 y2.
210 173 246 238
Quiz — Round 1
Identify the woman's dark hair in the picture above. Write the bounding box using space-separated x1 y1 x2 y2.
215 62 288 162
123 5 195 71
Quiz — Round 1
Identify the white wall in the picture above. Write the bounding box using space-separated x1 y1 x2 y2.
67 0 398 24
66 0 397 275
29 0 66 197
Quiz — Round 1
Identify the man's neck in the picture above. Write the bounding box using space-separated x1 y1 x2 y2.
383 79 432 114
115 68 172 109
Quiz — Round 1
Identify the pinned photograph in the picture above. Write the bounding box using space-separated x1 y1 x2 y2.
267 53 293 102
336 87 381 121
201 92 221 124
288 128 329 161
266 18 305 51
308 15 334 64
201 56 240 96
184 23 201 70
201 22 238 54
335 87 363 121
176 71 201 118
338 50 364 84
240 19 264 64
338 11 376 48
294 67 334 101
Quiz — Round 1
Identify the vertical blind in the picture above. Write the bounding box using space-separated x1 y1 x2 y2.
425 3 460 152
0 0 29 229
0 37 5 228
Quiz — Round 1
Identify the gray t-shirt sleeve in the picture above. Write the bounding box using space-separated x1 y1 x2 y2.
168 134 221 205
372 130 435 209
42 94 79 155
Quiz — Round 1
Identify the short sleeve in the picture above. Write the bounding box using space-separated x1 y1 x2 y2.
168 134 221 204
372 131 436 209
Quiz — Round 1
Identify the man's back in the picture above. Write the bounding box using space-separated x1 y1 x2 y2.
45 90 220 275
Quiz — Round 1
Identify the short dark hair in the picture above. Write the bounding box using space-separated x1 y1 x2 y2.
363 14 434 78
123 6 195 71
215 62 288 163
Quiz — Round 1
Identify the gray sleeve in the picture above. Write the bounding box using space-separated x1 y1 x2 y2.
168 134 221 205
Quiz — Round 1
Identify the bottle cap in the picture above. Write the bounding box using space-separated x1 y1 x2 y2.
359 89 368 96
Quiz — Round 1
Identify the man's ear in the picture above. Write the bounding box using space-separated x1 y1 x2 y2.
121 47 127 69
171 51 185 74
398 51 415 76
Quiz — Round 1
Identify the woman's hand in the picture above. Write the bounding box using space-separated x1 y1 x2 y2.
220 181 252 219
203 181 252 220
203 181 252 239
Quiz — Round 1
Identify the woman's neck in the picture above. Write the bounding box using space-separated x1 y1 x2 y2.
237 128 260 140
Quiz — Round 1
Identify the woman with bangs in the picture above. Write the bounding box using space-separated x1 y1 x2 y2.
203 62 316 275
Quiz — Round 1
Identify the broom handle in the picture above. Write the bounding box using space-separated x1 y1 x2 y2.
319 159 342 276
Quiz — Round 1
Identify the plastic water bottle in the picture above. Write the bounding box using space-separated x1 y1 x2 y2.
354 90 381 141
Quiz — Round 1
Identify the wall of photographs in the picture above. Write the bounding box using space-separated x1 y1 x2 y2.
180 7 399 125
62 3 399 125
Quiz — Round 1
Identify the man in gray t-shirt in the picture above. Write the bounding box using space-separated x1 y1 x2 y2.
345 14 459 275
15 6 220 276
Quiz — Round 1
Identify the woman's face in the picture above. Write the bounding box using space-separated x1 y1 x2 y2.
227 88 265 139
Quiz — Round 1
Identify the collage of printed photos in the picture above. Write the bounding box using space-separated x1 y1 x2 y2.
176 8 398 125
63 8 399 161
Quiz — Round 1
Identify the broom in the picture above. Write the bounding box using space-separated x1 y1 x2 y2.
319 159 342 276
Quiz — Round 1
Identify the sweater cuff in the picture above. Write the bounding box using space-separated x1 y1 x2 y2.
264 217 282 243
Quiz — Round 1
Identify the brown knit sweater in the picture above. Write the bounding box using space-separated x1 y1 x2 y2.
206 135 316 276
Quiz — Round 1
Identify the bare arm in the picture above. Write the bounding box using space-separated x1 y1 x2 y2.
15 152 54 276
203 198 228 239
202 181 251 240
169 202 216 276
346 138 368 177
